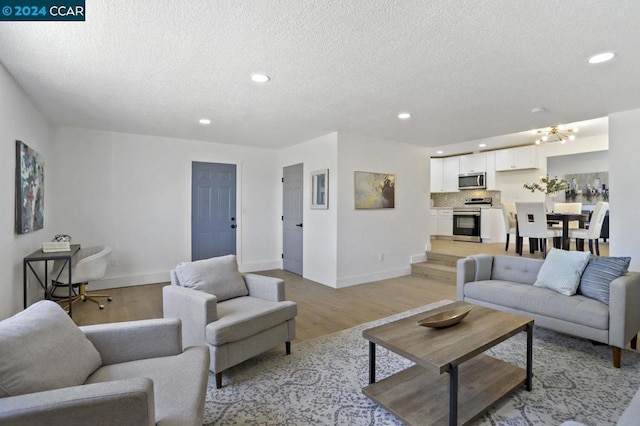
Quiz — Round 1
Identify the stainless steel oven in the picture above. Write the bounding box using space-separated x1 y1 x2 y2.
452 208 481 242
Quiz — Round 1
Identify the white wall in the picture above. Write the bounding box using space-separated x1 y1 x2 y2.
0 63 51 318
497 134 608 203
278 133 338 286
336 133 430 287
608 109 640 271
547 150 608 177
48 126 281 290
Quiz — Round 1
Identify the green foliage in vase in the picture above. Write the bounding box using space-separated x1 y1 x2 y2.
523 175 569 195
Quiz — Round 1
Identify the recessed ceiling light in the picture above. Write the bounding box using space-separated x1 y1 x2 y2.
398 112 411 119
199 119 211 125
531 107 545 113
250 73 270 83
588 52 615 64
436 150 443 154
479 143 487 148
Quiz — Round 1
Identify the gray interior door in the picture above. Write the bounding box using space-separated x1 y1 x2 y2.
192 162 237 261
283 163 303 275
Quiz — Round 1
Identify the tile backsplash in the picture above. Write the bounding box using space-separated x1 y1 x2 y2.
431 190 501 208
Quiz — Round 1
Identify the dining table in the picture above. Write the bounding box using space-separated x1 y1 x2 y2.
515 212 589 253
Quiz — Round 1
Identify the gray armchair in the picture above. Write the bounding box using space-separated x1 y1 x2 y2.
163 255 297 388
0 301 209 426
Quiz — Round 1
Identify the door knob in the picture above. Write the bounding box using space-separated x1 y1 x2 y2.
231 224 237 229
296 223 303 227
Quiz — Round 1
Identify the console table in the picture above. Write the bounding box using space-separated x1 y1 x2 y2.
23 244 81 317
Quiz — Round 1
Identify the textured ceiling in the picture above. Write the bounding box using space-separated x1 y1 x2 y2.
0 0 638 150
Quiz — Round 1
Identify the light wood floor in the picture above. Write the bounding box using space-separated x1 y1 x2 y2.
429 238 609 258
72 238 610 342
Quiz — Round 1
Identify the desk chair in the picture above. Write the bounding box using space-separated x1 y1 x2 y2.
49 246 112 310
515 202 561 258
570 202 609 255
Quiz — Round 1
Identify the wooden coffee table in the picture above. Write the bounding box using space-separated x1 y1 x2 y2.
362 301 533 426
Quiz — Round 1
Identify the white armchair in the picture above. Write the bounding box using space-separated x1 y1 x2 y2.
0 301 209 426
163 255 297 388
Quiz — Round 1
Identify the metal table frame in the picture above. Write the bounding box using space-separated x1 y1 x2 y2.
23 244 81 317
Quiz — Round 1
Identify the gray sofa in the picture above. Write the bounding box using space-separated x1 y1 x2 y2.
0 301 209 426
457 254 640 367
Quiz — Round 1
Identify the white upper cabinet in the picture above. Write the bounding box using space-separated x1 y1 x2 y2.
459 153 487 174
494 145 539 171
485 151 496 190
430 158 444 192
430 157 459 193
442 157 460 192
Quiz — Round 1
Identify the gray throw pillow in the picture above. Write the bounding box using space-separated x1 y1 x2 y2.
0 300 102 397
534 249 591 296
579 256 631 305
174 254 248 302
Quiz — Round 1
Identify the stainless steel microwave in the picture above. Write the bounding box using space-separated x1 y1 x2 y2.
458 172 486 189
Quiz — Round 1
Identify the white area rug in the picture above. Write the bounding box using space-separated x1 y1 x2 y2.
203 300 640 425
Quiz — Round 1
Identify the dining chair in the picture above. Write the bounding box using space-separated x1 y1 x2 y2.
515 202 561 258
552 202 582 229
569 201 609 255
501 202 517 251
49 246 112 310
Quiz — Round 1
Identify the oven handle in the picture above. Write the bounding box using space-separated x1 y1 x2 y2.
454 211 481 216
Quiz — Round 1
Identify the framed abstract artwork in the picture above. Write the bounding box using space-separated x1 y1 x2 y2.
354 171 395 209
311 169 329 209
15 140 45 234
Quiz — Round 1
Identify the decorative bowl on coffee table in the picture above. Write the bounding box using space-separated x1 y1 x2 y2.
416 304 473 328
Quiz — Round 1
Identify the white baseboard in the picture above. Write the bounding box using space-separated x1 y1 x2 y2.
90 260 283 290
238 260 282 273
335 266 411 288
411 253 427 263
89 271 170 290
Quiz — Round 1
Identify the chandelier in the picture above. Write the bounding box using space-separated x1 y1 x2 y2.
533 125 578 145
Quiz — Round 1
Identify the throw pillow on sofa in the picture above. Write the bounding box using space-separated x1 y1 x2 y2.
175 254 248 301
534 249 591 296
0 300 102 397
579 256 631 305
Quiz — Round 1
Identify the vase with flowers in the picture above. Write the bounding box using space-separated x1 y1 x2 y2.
523 175 569 211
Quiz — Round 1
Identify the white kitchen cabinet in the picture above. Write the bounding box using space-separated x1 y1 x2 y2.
430 157 459 193
442 157 459 192
485 151 496 190
480 208 506 242
430 158 443 192
429 209 438 237
494 145 539 171
437 209 453 236
459 153 487 174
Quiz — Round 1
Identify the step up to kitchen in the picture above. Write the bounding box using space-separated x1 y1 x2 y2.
411 261 456 283
425 251 463 267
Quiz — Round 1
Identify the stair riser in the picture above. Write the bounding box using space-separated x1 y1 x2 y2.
425 252 461 267
411 266 456 283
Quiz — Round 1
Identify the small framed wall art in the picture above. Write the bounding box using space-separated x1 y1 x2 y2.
311 169 329 209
